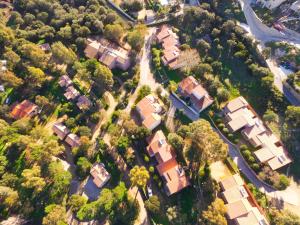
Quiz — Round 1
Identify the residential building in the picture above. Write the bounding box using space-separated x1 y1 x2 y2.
219 174 269 225
136 94 163 131
65 133 81 148
39 43 51 52
77 95 92 111
52 123 70 140
10 100 39 120
90 163 111 188
58 75 73 88
64 86 80 100
84 38 131 71
177 76 213 113
223 97 292 170
146 130 190 196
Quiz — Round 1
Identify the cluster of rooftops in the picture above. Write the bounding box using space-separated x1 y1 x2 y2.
58 75 92 111
147 130 190 195
220 174 269 225
155 25 200 70
224 97 292 170
84 38 131 71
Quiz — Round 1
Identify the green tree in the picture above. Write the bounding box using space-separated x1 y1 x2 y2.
136 85 151 102
127 25 147 51
43 204 67 225
167 133 184 152
67 194 88 213
129 166 149 201
0 156 8 176
145 195 160 214
104 24 124 43
270 209 300 225
26 66 47 88
51 42 77 65
0 186 19 211
285 106 300 128
92 63 114 93
21 165 46 193
202 198 227 225
0 71 24 88
19 42 48 68
76 157 92 178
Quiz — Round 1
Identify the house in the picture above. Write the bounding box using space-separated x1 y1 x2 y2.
219 174 244 191
177 76 213 113
77 95 92 111
219 174 269 225
58 75 73 88
90 163 111 188
64 86 80 100
65 133 81 148
146 130 190 196
39 43 51 52
223 97 292 170
136 94 163 131
52 123 70 140
84 38 131 71
10 100 39 120
145 10 155 23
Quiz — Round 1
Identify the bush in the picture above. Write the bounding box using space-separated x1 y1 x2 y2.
251 163 260 172
233 139 239 144
144 155 150 163
228 133 233 139
277 175 290 190
149 166 154 173
240 144 248 151
222 128 229 134
218 123 225 129
242 150 251 158
248 156 256 163
216 118 223 124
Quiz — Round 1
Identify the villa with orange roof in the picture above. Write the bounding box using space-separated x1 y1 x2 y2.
136 94 164 131
177 76 213 113
146 130 190 196
10 100 39 120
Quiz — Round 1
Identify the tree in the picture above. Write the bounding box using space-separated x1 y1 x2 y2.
263 109 279 123
92 63 114 93
3 48 21 70
194 63 213 77
0 155 8 176
127 25 147 51
48 161 72 201
145 195 160 214
68 194 88 213
26 66 47 88
77 126 92 137
166 206 180 224
129 166 149 201
0 71 24 88
167 133 184 151
104 24 124 43
76 157 92 178
197 39 211 55
0 186 19 211
136 85 151 102
202 198 227 225
18 42 48 68
270 209 300 225
117 136 131 153
51 42 77 65
43 204 67 225
216 88 230 102
285 106 300 128
21 165 46 193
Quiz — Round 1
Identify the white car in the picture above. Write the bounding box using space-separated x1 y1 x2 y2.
147 185 153 198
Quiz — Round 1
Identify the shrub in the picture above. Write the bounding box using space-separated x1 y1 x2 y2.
228 133 233 139
149 166 154 173
248 156 256 163
242 150 251 158
277 175 290 190
144 155 150 163
218 123 225 129
240 144 248 151
216 118 222 124
251 163 260 172
233 139 239 144
222 128 229 134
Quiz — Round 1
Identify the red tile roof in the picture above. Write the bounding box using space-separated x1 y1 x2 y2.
10 100 38 120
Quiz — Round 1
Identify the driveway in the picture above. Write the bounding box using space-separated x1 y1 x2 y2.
169 93 199 121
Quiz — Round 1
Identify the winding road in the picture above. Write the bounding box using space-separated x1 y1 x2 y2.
239 0 300 106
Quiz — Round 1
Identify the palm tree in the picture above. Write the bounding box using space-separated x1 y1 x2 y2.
129 166 150 202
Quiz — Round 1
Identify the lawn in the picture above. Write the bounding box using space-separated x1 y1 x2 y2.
163 67 182 83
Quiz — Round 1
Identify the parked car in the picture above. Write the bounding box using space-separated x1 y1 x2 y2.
147 185 153 198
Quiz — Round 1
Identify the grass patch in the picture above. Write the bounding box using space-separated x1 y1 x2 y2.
164 67 182 83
